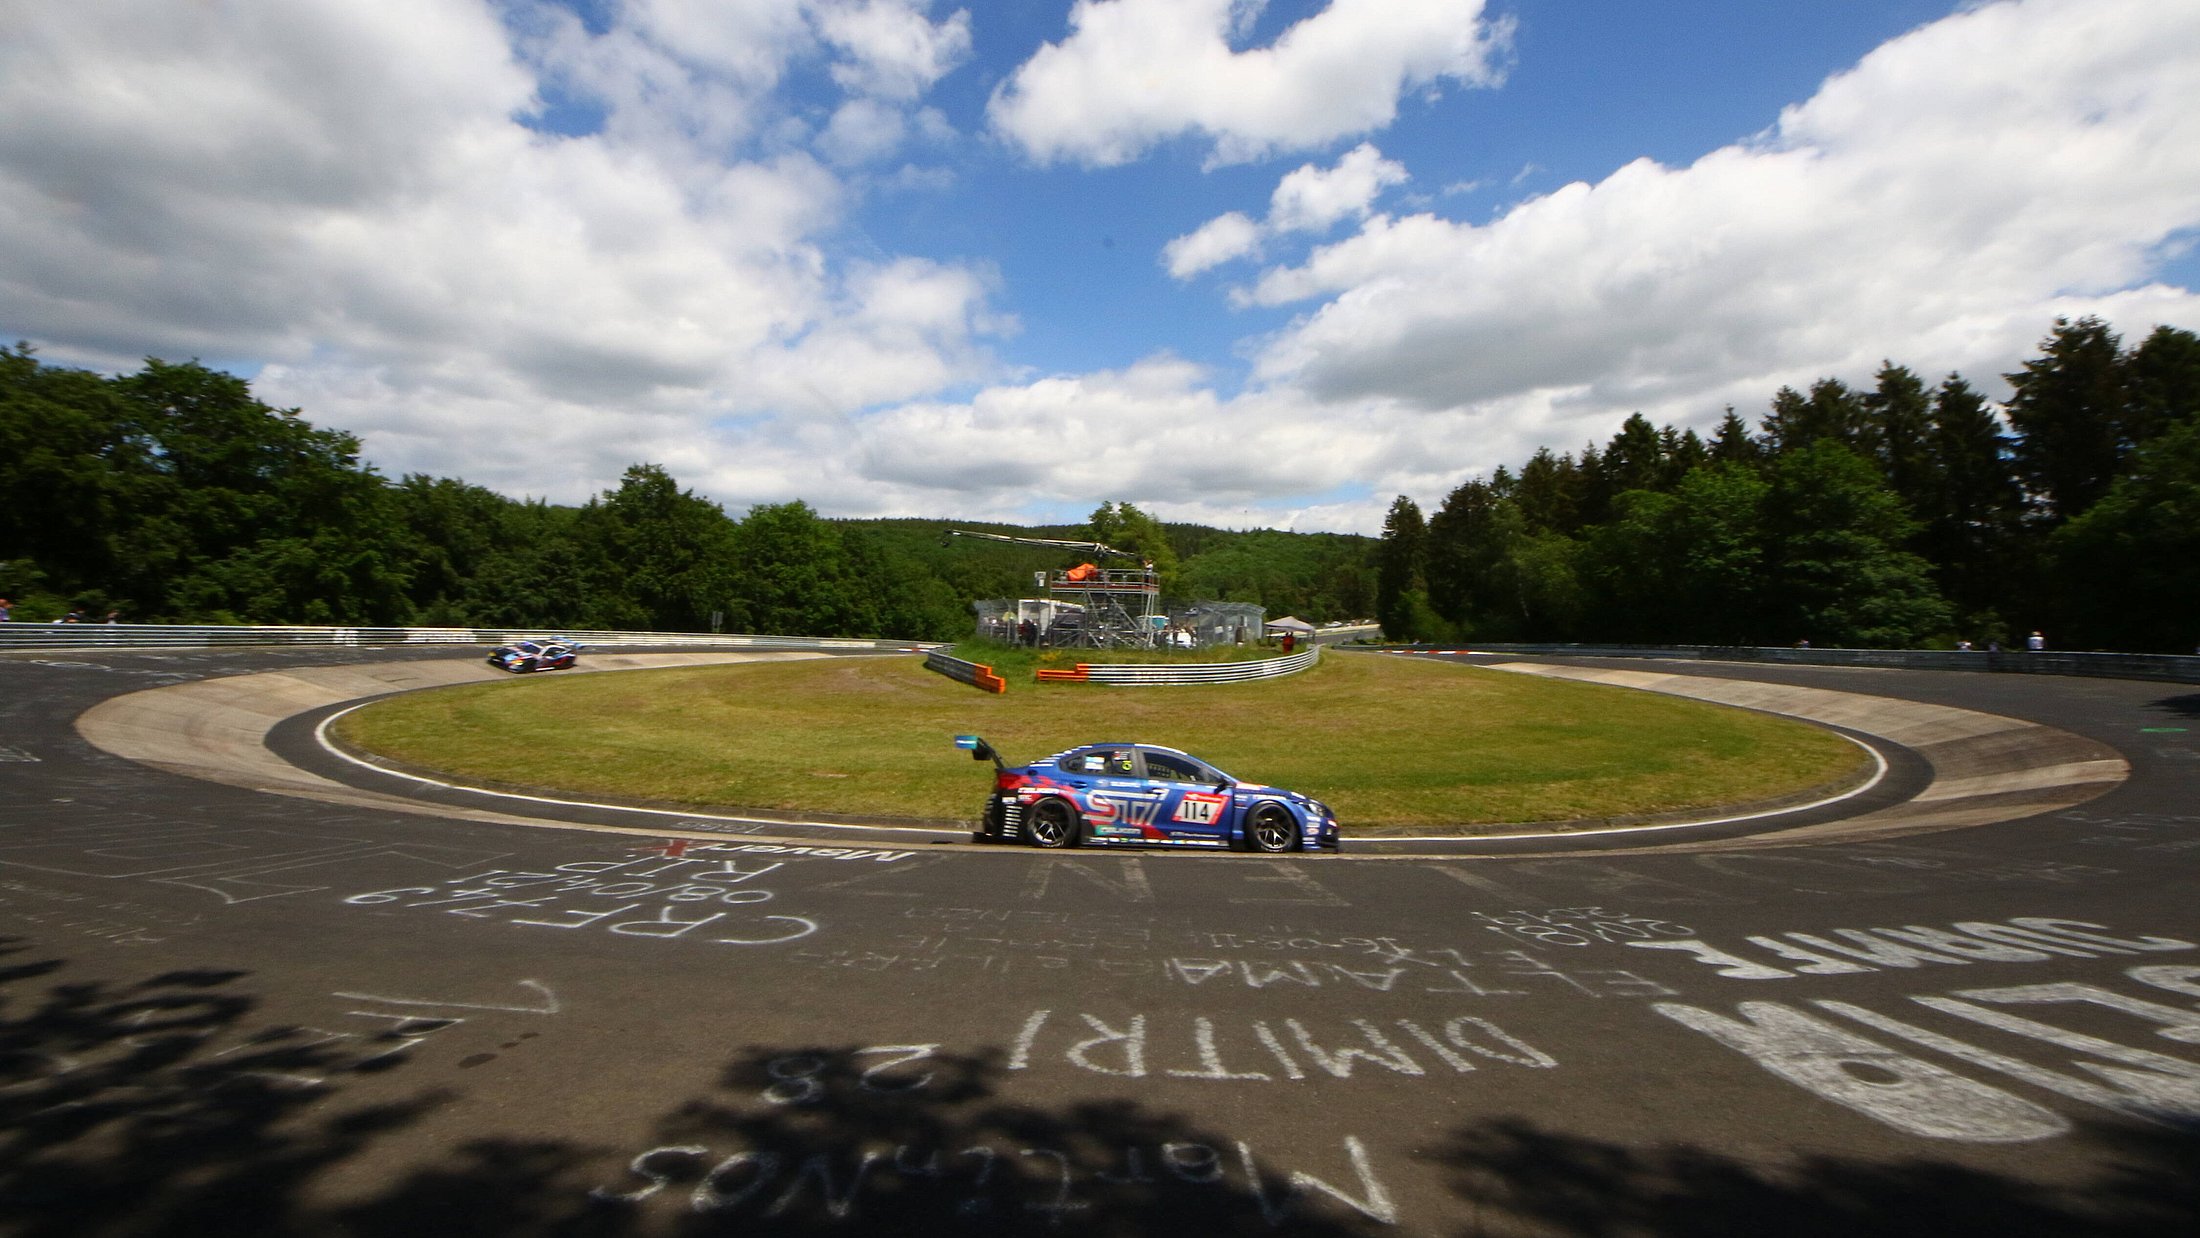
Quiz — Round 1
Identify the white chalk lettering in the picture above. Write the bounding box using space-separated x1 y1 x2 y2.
589 1145 707 1205
1238 1136 1397 1226
1821 997 2200 1127
1286 1019 1423 1079
1623 939 1794 979
1652 1000 2069 1142
592 1137 1396 1227
1010 1009 1553 1086
2128 963 2200 999
1949 981 2200 1044
1638 917 2195 982
1067 1014 1147 1078
1006 1009 1050 1071
1163 1017 1273 1081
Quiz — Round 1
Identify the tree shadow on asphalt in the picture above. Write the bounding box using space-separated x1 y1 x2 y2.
0 937 451 1238
2142 693 2200 720
350 1041 1396 1236
8 937 2198 1236
1 942 1386 1237
1426 1114 2200 1237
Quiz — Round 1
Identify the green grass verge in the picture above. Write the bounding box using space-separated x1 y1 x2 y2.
333 652 1865 834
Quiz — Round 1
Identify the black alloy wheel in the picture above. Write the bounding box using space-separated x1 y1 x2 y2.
1027 798 1081 849
1247 803 1297 853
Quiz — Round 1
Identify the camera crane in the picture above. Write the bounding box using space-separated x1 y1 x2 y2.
948 529 1162 649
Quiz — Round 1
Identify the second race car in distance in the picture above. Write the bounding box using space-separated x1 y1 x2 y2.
956 735 1341 853
487 639 581 673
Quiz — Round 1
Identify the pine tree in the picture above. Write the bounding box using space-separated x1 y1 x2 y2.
1865 362 1935 517
2124 324 2200 444
1374 495 1429 640
2005 316 2127 522
1707 407 1761 466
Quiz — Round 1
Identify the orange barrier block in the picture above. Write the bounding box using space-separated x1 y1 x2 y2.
1034 665 1091 683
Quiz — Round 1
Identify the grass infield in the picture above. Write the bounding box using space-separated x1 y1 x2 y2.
333 651 1866 834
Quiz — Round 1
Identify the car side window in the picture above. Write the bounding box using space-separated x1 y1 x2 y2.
1143 752 1202 783
1059 748 1110 775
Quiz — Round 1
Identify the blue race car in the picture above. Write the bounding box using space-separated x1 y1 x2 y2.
956 735 1341 853
487 639 581 673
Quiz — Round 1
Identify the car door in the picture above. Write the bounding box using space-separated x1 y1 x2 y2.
1056 746 1166 843
1138 749 1234 846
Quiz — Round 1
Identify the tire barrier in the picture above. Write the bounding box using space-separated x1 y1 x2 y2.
923 650 1007 693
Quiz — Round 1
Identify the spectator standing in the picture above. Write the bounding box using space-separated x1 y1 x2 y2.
2026 630 2046 652
0 598 10 622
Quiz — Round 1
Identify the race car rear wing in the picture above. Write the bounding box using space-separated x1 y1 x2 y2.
953 734 1006 771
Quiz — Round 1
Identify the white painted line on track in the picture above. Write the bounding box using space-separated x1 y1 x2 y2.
313 703 966 838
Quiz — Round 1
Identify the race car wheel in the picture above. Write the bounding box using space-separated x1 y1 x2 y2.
1247 804 1297 853
1026 798 1081 849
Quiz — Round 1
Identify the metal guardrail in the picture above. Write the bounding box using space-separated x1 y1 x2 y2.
923 650 1007 693
1040 645 1321 686
0 623 927 655
1380 641 2200 686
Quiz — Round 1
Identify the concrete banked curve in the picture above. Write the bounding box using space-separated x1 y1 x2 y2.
73 651 829 831
71 651 2130 848
1483 661 2128 848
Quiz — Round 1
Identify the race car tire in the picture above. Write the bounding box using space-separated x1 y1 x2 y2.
1247 803 1297 853
1026 798 1082 849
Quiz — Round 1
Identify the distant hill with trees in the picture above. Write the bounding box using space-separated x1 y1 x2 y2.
8 313 2194 650
0 346 1373 638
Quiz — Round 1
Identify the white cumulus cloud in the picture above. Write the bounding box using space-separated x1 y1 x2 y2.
1166 143 1407 278
0 0 1001 505
988 0 1511 167
1237 0 2200 476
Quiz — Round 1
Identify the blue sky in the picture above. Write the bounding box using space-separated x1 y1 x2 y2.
863 0 1975 391
4 1 2196 532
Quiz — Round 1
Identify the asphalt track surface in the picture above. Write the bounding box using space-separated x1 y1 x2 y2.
3 645 2197 1236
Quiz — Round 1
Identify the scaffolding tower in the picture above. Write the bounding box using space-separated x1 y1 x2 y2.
950 530 1163 649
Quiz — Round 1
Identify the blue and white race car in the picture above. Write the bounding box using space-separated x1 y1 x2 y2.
956 735 1341 853
487 638 581 673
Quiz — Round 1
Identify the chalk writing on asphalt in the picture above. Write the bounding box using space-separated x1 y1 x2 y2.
1655 964 2200 1143
342 853 818 945
1625 915 2193 981
791 906 1682 996
590 1136 1399 1227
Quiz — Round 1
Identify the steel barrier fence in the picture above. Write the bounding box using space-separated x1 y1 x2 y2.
1379 641 2200 686
1039 645 1321 686
0 623 929 655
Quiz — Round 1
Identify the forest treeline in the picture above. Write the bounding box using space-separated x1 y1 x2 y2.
0 346 1373 637
1374 316 2200 653
6 313 2195 650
